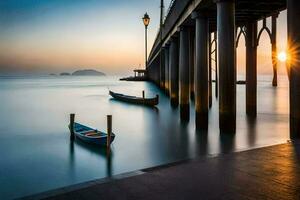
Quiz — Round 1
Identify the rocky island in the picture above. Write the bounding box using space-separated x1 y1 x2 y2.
72 69 105 76
58 69 106 76
60 72 71 76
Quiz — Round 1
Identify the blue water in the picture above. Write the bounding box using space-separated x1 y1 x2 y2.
0 75 289 199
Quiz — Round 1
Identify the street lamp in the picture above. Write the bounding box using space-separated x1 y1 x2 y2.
143 13 150 68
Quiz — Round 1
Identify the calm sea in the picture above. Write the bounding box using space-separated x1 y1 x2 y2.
0 75 289 199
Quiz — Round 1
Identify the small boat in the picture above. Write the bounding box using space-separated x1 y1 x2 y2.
109 91 159 106
236 80 246 85
70 122 115 145
119 76 148 81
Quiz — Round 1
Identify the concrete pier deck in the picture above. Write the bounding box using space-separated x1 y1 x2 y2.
24 142 300 200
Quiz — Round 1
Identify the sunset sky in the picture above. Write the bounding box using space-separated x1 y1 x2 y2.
0 0 287 76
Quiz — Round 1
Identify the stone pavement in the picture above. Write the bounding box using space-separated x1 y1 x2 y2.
23 142 300 200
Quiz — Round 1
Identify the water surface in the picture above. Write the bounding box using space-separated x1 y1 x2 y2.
0 75 289 199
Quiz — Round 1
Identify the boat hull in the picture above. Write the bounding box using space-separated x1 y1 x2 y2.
70 123 115 146
119 76 148 81
75 132 115 145
109 91 159 106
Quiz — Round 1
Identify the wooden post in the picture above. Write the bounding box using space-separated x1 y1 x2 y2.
107 115 112 148
70 113 75 141
142 90 145 99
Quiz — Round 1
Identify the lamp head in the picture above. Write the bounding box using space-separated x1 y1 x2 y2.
143 13 150 27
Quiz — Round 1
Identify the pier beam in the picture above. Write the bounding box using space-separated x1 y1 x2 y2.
272 14 278 87
246 21 258 116
193 12 209 130
288 0 300 138
179 26 190 121
216 0 236 133
164 45 170 95
169 37 179 107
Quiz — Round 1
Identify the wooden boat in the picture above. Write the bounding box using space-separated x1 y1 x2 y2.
109 91 159 106
70 123 115 145
119 76 148 81
236 80 246 85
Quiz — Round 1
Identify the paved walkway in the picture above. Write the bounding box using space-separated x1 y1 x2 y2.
26 142 300 200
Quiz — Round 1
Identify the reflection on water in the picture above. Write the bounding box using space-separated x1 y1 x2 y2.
0 75 289 199
70 139 113 177
246 116 257 147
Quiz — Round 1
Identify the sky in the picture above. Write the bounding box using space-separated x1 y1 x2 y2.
0 0 287 76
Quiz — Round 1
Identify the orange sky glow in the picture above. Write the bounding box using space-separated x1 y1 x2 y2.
0 1 288 76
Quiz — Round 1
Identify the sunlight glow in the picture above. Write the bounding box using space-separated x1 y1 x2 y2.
278 51 287 62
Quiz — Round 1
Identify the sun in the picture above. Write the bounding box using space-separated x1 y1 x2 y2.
278 51 287 62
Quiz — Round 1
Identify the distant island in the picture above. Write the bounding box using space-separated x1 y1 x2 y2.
72 69 105 76
60 72 71 76
57 69 106 76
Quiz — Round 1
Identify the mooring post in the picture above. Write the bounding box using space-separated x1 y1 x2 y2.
107 115 112 148
192 12 209 130
70 113 75 140
179 26 190 121
216 0 236 133
246 21 258 116
169 36 179 107
288 0 300 138
142 90 145 99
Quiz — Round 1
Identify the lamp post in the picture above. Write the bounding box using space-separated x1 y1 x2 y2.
143 13 150 68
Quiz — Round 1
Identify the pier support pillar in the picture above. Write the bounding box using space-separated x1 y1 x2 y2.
179 26 190 121
160 49 165 89
246 21 258 116
209 33 212 108
214 32 218 99
193 12 209 129
272 14 278 87
288 0 300 138
216 0 236 133
169 37 179 107
190 29 195 100
164 45 170 95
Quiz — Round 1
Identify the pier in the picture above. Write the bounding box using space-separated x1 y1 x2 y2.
147 0 300 137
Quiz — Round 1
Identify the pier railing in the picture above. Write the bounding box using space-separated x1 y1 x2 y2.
148 0 190 66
